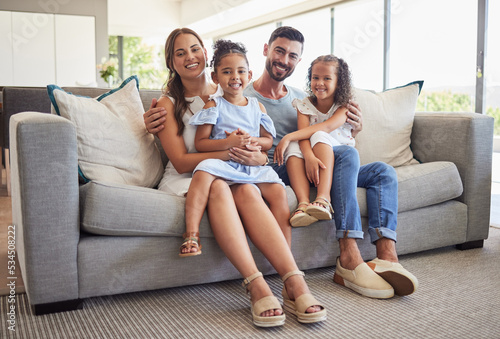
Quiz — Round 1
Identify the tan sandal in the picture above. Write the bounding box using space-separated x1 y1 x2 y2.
289 202 318 227
306 197 333 220
179 232 202 257
242 272 285 327
281 270 327 323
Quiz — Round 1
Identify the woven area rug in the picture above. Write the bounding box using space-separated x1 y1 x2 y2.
2 227 499 339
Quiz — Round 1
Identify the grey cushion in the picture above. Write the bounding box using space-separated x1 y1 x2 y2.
80 180 298 237
357 161 463 216
80 181 196 237
81 161 462 237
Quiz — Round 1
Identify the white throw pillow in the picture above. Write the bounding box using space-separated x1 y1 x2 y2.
48 75 164 188
353 81 423 167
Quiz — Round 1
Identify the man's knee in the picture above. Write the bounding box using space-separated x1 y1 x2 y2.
334 145 360 168
372 161 397 179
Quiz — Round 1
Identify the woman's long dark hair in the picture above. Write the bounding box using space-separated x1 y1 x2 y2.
306 55 352 107
163 28 206 136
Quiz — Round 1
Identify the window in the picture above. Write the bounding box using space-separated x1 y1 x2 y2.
109 36 168 90
391 0 477 112
281 8 331 90
224 23 277 82
486 0 500 137
333 0 384 91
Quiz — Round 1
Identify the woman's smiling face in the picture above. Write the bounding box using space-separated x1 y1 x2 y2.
172 33 207 79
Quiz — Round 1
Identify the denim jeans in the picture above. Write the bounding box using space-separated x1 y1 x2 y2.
272 145 398 243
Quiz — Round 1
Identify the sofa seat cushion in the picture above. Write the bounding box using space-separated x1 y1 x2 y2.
356 161 463 216
80 181 298 237
80 181 204 237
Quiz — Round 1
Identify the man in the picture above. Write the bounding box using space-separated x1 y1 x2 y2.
144 26 418 298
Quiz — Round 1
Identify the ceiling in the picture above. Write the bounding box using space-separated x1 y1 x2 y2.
107 0 317 43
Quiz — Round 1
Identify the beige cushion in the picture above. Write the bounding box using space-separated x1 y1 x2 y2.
353 81 423 167
48 76 164 188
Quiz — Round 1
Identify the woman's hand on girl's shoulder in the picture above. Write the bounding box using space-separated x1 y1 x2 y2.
144 98 168 134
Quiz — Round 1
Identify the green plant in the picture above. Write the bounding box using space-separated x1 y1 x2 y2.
109 36 169 90
97 57 118 84
417 90 499 135
417 90 474 112
486 106 500 136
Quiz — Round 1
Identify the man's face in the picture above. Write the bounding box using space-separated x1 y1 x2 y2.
264 37 302 82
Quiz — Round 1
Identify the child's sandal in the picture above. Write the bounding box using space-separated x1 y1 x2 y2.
179 232 202 257
289 202 318 227
305 197 334 220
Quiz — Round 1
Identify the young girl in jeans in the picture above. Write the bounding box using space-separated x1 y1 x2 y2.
274 54 354 227
180 40 292 257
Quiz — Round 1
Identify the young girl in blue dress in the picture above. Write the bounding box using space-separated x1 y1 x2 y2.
180 40 290 256
273 54 354 227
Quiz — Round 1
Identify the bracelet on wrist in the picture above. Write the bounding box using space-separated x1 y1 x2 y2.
263 157 270 166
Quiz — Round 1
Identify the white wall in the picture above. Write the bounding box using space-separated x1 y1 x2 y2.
0 0 108 86
108 0 181 44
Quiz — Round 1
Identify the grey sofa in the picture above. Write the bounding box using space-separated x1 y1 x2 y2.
5 86 494 315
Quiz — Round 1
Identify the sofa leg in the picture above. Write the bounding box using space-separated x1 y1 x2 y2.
32 299 83 315
456 240 484 251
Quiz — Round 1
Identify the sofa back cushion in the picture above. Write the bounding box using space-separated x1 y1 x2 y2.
48 76 164 188
353 81 423 167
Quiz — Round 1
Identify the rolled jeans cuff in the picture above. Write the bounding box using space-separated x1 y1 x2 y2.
336 230 364 240
368 227 397 244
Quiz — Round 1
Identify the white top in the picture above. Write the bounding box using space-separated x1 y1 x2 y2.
292 97 355 147
157 87 223 196
188 96 283 188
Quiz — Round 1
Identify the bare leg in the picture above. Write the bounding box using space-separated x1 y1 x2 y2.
232 184 322 313
286 156 310 205
311 143 334 204
207 180 281 317
183 171 216 254
338 238 364 270
258 183 292 248
375 237 399 262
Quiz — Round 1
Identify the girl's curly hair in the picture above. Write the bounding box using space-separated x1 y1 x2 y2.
306 55 352 107
210 39 249 71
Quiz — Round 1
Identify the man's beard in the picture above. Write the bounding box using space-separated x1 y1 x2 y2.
265 59 294 82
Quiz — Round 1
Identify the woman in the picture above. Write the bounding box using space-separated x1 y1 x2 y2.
148 27 326 327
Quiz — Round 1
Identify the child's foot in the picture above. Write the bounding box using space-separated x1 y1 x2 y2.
289 202 318 227
306 197 333 220
179 232 202 257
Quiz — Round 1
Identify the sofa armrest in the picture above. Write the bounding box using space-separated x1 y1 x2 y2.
411 112 494 242
10 112 80 305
